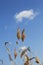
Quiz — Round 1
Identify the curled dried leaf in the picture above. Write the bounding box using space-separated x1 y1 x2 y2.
20 47 31 58
5 42 9 46
20 49 27 58
29 57 35 60
16 41 18 45
27 47 31 52
25 54 29 61
24 61 30 65
8 54 13 61
6 47 10 53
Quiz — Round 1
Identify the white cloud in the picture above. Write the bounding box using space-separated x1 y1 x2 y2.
15 9 38 22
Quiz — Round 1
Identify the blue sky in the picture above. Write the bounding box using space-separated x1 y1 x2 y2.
0 0 43 65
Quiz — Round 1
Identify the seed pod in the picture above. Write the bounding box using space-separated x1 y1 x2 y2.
14 49 17 59
17 28 21 40
35 57 40 63
21 29 26 42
